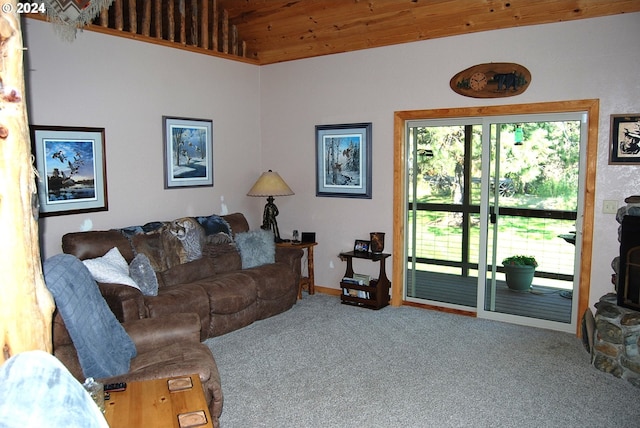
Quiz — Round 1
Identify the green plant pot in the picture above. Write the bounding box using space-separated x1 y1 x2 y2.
503 265 535 291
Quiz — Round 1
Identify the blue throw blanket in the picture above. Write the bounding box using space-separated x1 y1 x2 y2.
44 254 137 379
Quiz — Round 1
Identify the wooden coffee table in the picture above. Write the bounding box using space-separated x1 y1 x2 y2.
104 374 213 428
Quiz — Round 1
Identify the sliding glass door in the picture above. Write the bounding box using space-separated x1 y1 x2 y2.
406 113 586 332
406 119 482 309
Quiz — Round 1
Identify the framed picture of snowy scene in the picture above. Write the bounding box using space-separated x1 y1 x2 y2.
31 125 108 217
163 116 213 188
315 122 372 198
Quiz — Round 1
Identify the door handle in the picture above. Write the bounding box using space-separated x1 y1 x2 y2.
490 207 496 224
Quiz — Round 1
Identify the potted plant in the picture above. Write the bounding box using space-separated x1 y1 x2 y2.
501 255 538 291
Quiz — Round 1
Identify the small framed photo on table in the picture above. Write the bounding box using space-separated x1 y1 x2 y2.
354 239 370 253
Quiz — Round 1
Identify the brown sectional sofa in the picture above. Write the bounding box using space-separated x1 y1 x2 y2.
53 212 303 425
60 212 303 339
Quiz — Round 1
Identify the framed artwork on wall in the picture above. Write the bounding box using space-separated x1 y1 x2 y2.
163 116 213 188
31 125 108 217
609 114 640 165
315 122 372 198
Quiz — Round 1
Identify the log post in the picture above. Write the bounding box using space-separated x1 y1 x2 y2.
154 0 162 39
212 0 218 52
168 0 174 42
179 0 186 45
190 0 198 46
221 8 228 53
114 0 123 31
100 7 109 27
129 0 137 33
0 2 55 364
142 0 151 36
231 24 237 56
200 0 208 49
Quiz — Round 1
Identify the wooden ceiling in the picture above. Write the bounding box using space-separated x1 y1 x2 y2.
217 0 640 65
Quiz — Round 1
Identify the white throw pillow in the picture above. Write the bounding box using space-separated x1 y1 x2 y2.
82 247 140 290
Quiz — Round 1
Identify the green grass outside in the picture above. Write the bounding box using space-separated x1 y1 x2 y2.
408 207 576 277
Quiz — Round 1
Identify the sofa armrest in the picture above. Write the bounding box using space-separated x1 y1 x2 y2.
97 283 147 322
275 247 303 273
122 313 201 354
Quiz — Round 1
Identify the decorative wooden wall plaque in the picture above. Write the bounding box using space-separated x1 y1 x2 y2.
450 62 531 98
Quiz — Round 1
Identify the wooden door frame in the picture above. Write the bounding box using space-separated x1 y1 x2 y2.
392 99 599 335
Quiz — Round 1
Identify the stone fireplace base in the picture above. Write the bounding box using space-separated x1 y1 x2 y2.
588 293 640 387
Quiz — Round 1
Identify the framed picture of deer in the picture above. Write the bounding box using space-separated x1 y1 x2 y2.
163 116 214 188
31 125 108 217
315 122 372 199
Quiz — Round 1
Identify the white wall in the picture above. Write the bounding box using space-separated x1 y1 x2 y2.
259 13 640 309
25 14 640 311
23 19 264 258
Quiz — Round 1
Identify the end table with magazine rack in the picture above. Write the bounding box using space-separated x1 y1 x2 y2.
338 251 391 310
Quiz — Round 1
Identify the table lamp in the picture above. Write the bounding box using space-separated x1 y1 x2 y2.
247 170 294 242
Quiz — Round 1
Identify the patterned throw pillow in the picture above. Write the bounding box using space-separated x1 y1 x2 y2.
129 253 159 296
235 229 275 269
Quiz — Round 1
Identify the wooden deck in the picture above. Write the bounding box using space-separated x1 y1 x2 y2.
406 270 572 323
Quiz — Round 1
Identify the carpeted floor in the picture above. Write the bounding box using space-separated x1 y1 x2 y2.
205 294 640 427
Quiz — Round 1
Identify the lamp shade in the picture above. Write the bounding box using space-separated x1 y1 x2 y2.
247 170 294 197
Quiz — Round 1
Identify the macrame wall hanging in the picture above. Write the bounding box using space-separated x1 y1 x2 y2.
43 0 114 41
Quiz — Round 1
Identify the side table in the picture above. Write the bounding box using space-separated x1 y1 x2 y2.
277 241 317 299
339 251 391 309
104 374 213 428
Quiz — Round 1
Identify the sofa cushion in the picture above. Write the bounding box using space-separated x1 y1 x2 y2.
242 263 297 300
143 283 210 338
62 230 135 262
202 243 242 273
235 229 275 268
202 242 237 258
196 214 232 239
221 212 250 237
158 257 217 288
129 253 159 296
197 272 258 315
82 247 140 291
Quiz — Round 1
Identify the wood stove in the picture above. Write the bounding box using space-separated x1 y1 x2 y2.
617 215 640 310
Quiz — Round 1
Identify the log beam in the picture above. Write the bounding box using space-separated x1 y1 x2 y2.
0 1 55 364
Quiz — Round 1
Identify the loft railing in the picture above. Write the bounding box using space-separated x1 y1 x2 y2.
93 0 247 59
28 0 254 63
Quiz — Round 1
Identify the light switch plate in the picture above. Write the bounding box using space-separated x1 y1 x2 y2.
603 200 618 214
